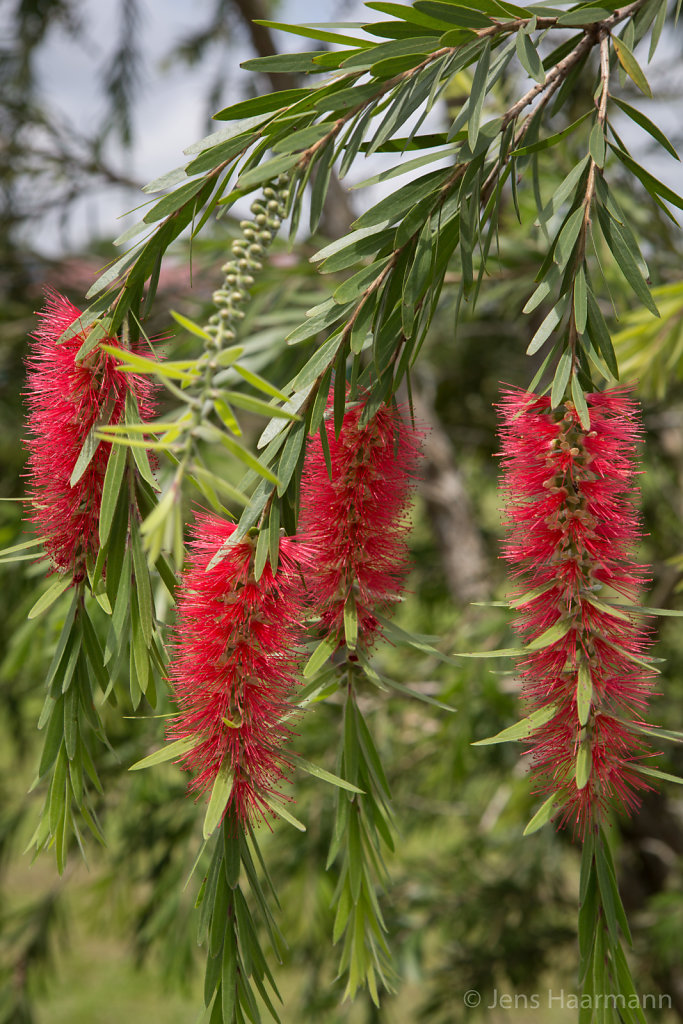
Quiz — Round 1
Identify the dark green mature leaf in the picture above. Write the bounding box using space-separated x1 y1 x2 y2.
277 420 306 496
414 1 492 27
609 143 683 212
214 89 309 121
511 111 591 156
241 51 328 73
557 6 612 25
310 140 335 232
573 265 588 334
254 19 373 47
516 28 545 83
527 297 567 355
285 297 345 344
553 206 585 269
611 98 679 161
272 122 330 155
143 176 210 224
467 40 490 152
595 205 659 316
365 0 448 29
341 35 434 72
86 252 140 299
354 168 448 229
585 289 618 377
236 153 300 191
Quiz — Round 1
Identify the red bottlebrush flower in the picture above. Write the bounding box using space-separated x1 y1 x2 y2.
299 398 421 650
167 515 306 827
497 386 656 836
24 291 156 580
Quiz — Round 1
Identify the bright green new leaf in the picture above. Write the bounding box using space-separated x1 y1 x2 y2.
203 762 235 839
130 735 198 771
523 792 560 835
28 576 72 620
472 704 557 746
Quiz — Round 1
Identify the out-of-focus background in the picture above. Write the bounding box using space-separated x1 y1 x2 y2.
1 2 683 1021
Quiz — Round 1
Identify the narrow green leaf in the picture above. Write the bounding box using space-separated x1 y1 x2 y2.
131 527 154 646
221 391 300 420
596 208 659 316
232 365 290 403
215 432 280 487
254 526 269 582
589 121 605 168
557 6 611 25
527 298 566 355
609 143 683 213
611 97 679 161
523 792 560 835
576 742 592 789
585 290 619 377
511 111 591 157
214 88 308 121
203 762 235 840
99 438 128 546
304 635 338 678
264 797 306 831
577 663 593 726
468 40 490 152
236 152 300 191
528 617 571 650
472 704 557 746
634 765 683 786
516 29 544 83
130 736 198 770
169 310 212 340
70 395 116 487
554 206 585 269
28 576 72 620
573 265 588 335
612 36 652 97
551 350 572 408
295 757 364 794
343 594 358 652
275 419 305 498
571 373 590 430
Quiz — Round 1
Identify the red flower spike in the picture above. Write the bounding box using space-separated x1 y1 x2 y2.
497 386 656 836
299 398 421 650
167 515 307 827
24 291 156 580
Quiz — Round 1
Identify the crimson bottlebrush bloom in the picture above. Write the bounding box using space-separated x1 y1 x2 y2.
299 398 421 650
167 515 306 826
498 386 656 835
25 290 156 580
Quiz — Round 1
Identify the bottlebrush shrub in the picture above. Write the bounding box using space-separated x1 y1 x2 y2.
24 290 156 580
167 515 307 826
498 386 656 835
299 398 421 650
